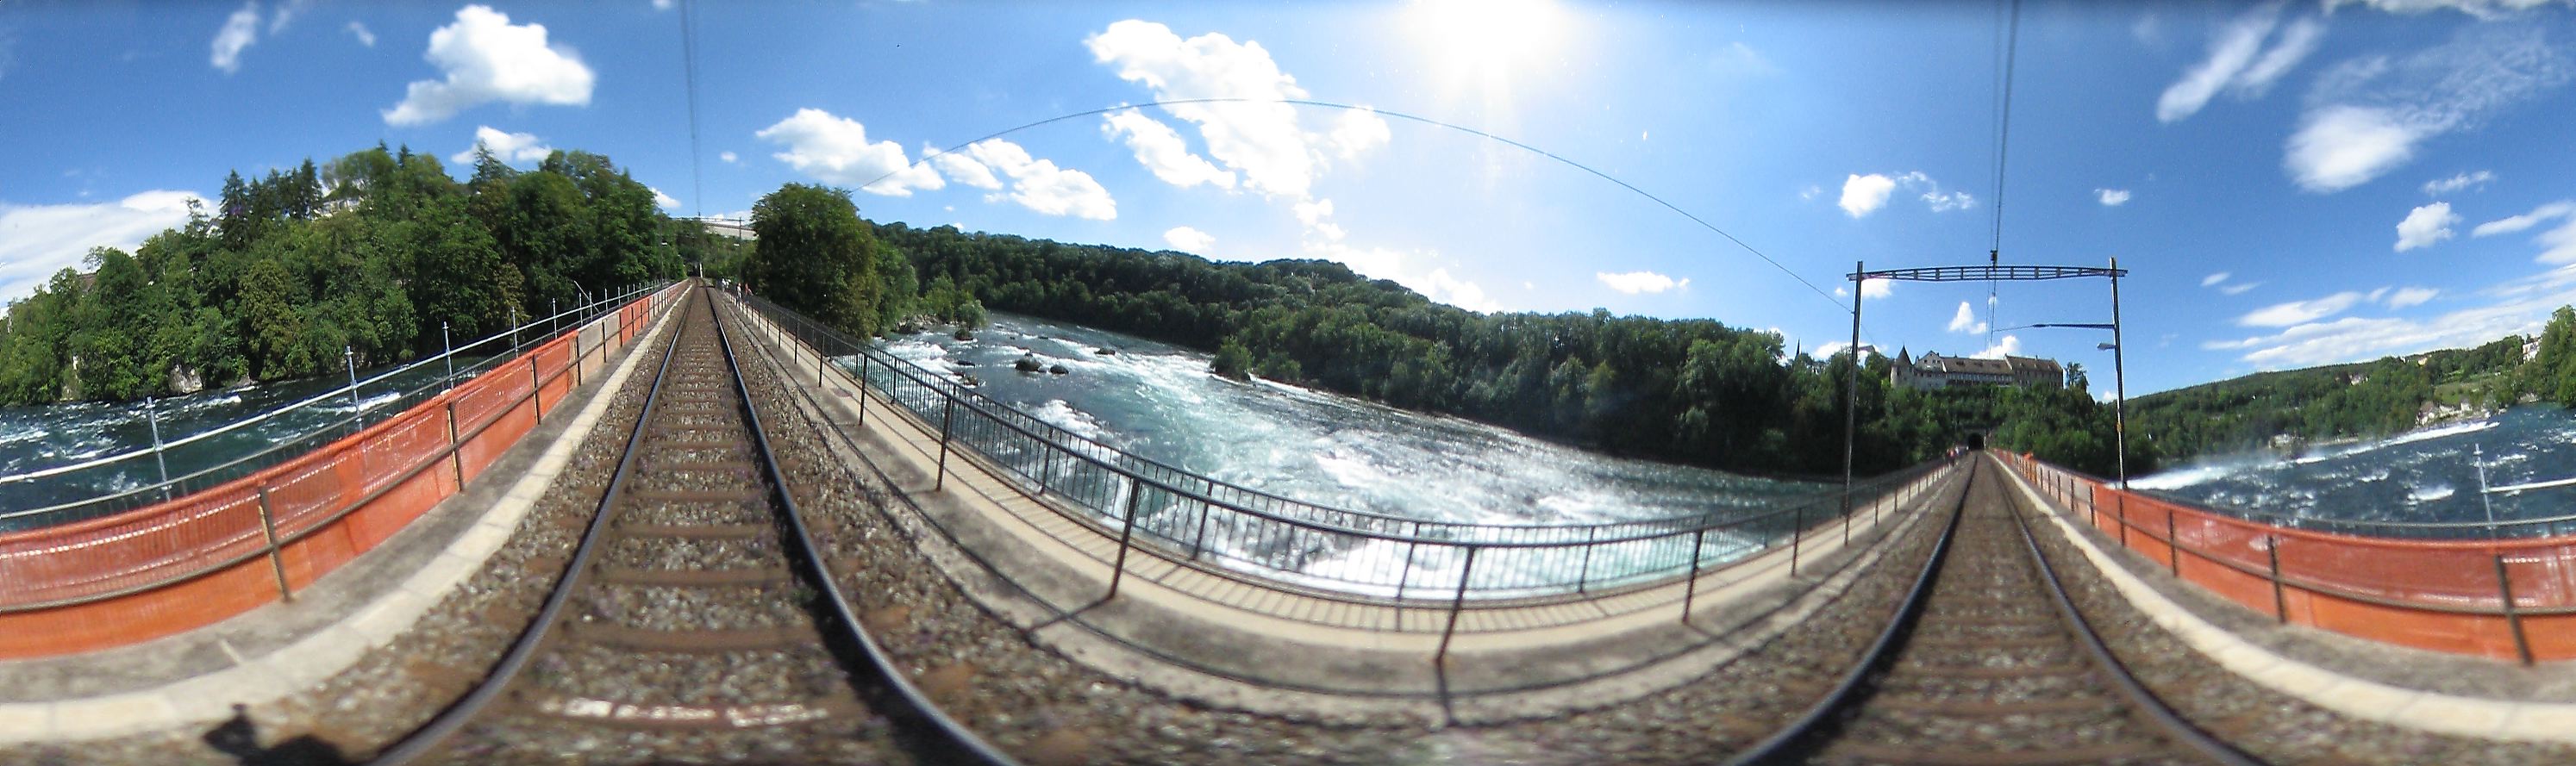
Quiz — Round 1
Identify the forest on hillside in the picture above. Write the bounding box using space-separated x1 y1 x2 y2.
2131 309 2576 464
0 145 691 405
724 189 2145 479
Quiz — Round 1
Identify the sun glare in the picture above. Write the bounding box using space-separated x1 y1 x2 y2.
1409 0 1561 84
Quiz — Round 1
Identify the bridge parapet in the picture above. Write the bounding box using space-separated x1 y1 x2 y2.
0 282 688 657
2004 452 2574 663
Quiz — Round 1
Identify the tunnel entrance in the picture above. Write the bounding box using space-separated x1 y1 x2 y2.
1965 432 1987 452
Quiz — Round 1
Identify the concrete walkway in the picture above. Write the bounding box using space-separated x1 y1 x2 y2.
722 296 1966 722
0 289 687 744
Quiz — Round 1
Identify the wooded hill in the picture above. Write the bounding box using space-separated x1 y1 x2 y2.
0 145 692 406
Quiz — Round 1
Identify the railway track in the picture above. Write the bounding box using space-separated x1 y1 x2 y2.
1727 457 2264 766
372 288 1016 765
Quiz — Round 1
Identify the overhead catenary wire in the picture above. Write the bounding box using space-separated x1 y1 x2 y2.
858 97 1855 316
1987 0 2023 351
679 0 704 220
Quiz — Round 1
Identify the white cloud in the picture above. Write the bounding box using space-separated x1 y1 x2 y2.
210 2 260 74
650 187 679 210
2156 5 2325 123
1798 184 1822 201
939 139 1116 220
1947 301 1988 333
2387 286 2439 308
1101 110 1237 190
2204 265 2576 368
653 0 675 9
2202 271 2232 287
1085 20 1387 199
1840 173 1897 218
1163 226 1215 252
2240 290 2367 327
2423 170 2493 196
926 146 1002 190
266 0 315 34
718 151 739 164
1306 241 1498 313
346 21 377 47
2221 282 2262 296
2471 201 2576 264
0 191 205 304
1973 334 2024 360
2394 202 2460 252
449 126 553 165
1841 171 1973 217
1325 108 1391 159
2324 0 2571 20
1597 271 1689 295
2286 26 2573 192
2096 188 2133 206
1861 277 1892 299
382 5 597 127
2471 201 2576 237
2285 105 2426 193
755 109 945 196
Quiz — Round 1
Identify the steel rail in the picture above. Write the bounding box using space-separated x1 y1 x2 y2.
364 286 691 766
711 295 1022 766
2008 467 2265 766
1716 459 1970 766
1721 456 2262 765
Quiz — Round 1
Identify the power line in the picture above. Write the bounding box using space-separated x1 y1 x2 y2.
679 0 703 220
860 97 1851 312
1988 0 2024 350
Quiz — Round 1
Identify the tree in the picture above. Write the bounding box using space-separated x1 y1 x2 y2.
2066 362 2088 392
1211 339 1254 380
746 184 881 334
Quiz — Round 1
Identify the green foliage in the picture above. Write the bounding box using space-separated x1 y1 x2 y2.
742 184 882 336
1210 339 1253 381
2129 330 2534 464
0 143 683 405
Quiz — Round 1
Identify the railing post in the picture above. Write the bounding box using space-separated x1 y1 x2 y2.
550 298 559 337
344 346 361 432
935 398 956 491
856 354 871 430
2267 536 2287 623
528 354 545 422
1790 503 1806 576
1188 500 1215 561
1395 531 1420 604
2116 493 2129 549
2166 511 2181 576
2497 554 2535 666
1108 476 1144 600
144 395 172 502
446 401 466 487
1681 527 1708 624
1436 546 1479 668
1574 526 1597 594
255 487 292 601
441 321 455 390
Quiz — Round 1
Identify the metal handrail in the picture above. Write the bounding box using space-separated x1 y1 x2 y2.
0 283 675 522
740 293 1927 545
732 290 1953 601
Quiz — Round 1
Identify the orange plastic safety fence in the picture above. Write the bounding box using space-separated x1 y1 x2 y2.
0 283 686 658
2002 452 2563 662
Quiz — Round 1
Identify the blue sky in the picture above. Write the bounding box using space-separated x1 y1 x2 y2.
3 1 2574 395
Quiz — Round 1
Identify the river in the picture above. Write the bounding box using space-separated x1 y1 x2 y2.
2134 405 2576 532
876 313 1826 529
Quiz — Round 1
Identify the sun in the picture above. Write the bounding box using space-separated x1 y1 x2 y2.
1408 0 1563 86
